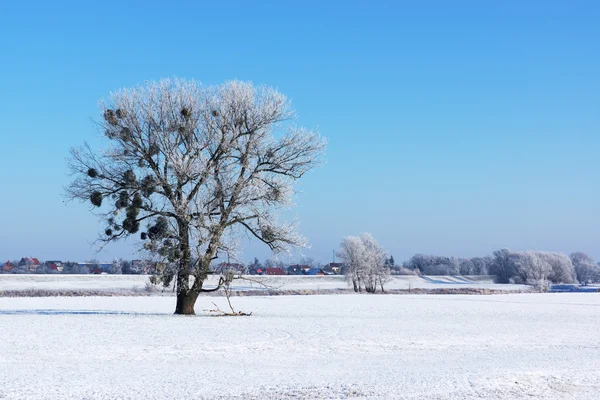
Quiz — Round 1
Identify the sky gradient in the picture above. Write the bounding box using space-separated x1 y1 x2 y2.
0 0 599 263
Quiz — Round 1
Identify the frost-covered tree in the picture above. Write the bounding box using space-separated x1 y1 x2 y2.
337 236 365 292
470 256 492 275
513 251 552 291
337 233 389 293
359 233 389 293
570 252 600 285
403 254 459 275
541 252 576 284
570 252 594 266
66 78 326 314
110 259 123 275
458 258 475 275
489 249 517 283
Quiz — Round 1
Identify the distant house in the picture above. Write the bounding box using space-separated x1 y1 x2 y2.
76 262 110 274
265 267 284 276
287 264 310 275
248 266 265 275
78 263 101 274
3 260 11 272
19 257 41 272
45 261 63 272
322 263 344 275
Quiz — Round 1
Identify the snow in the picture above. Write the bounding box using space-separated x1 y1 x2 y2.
0 274 528 293
1 293 599 399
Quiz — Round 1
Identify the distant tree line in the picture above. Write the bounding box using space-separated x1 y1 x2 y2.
3 249 599 292
400 249 600 290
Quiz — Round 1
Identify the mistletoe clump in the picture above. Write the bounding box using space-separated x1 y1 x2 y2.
90 191 103 207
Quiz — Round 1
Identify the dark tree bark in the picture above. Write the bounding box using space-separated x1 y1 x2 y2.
174 219 195 315
175 291 199 315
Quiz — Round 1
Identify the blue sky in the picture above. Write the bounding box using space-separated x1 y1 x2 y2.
0 1 599 263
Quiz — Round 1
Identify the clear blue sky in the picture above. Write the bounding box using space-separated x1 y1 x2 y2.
1 0 599 263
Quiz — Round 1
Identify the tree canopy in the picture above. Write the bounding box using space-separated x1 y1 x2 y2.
66 78 326 314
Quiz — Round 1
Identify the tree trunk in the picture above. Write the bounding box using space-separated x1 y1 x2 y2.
174 218 196 315
175 290 199 315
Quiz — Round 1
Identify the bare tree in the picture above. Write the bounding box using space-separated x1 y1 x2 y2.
66 78 326 314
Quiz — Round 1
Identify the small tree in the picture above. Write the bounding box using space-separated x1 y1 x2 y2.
337 233 389 293
359 233 388 293
121 260 133 274
337 236 366 292
110 259 123 274
66 78 325 314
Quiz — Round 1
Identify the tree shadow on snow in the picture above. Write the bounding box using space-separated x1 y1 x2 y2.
0 309 169 316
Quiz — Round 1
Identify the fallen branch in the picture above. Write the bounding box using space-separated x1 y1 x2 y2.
205 301 252 317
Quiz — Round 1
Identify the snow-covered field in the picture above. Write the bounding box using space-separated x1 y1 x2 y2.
0 274 527 294
1 294 599 399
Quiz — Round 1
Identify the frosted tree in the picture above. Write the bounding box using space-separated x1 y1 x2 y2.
513 251 552 291
337 236 366 292
470 256 492 275
570 252 600 285
570 252 594 266
66 78 326 314
337 233 389 293
359 233 389 293
489 249 517 283
110 259 123 275
541 252 576 284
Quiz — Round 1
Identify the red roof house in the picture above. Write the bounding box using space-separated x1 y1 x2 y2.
18 257 41 272
265 267 284 276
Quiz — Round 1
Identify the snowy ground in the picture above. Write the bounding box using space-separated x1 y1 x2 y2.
1 294 599 399
0 274 528 294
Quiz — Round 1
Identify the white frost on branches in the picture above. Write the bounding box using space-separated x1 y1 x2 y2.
337 233 390 293
66 78 326 313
